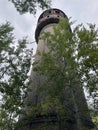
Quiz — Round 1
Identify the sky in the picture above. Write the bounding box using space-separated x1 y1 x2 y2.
0 0 98 50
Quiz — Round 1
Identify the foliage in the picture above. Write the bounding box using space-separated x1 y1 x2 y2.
92 116 98 130
0 22 33 130
9 0 51 14
0 18 98 129
33 18 98 127
90 108 98 130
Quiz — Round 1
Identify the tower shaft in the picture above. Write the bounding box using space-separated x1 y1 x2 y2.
16 8 94 130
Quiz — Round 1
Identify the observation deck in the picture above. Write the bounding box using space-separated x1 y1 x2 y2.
35 8 68 43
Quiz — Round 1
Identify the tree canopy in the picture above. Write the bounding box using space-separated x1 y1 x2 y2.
9 0 51 14
0 22 33 130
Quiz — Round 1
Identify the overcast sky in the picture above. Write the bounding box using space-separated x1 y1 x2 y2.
0 0 98 49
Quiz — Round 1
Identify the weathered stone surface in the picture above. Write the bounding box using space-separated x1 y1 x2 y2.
17 8 95 130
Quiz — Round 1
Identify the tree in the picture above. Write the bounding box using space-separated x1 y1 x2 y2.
32 18 98 129
9 0 51 14
0 19 98 129
0 22 33 130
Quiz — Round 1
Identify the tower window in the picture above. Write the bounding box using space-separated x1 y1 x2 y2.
55 10 60 14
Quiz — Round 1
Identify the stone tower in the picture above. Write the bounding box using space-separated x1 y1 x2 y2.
17 8 94 130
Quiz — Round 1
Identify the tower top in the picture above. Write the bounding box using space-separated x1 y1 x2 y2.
35 8 68 43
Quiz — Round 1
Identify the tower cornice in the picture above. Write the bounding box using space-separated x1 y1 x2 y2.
35 8 68 43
